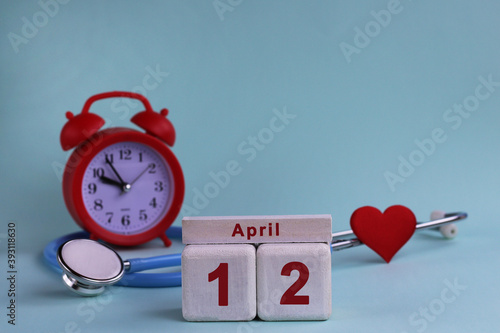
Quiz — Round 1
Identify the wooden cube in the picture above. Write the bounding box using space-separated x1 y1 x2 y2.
256 243 331 321
182 244 256 321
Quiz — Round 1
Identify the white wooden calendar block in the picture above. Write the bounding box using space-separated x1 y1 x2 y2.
256 243 331 321
182 215 332 244
182 244 256 321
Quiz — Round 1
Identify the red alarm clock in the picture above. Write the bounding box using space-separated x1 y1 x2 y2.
60 91 184 247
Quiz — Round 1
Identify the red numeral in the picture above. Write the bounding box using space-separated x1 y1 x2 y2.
208 263 228 306
280 261 310 305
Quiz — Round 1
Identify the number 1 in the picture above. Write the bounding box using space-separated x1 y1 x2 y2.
208 263 228 306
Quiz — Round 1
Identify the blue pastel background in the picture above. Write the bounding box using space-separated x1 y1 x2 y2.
1 0 499 332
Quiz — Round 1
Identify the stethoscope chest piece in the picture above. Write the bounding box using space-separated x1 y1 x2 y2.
57 239 124 296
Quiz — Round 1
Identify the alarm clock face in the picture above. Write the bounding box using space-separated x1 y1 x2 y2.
80 141 173 235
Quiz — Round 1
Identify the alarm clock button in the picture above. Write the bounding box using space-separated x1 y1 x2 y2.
131 110 176 146
60 113 104 151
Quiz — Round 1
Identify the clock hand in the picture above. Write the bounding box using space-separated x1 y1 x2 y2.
105 156 131 193
105 156 127 186
117 164 150 196
129 164 151 187
100 176 123 188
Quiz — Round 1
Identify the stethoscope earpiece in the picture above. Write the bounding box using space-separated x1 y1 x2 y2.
430 210 458 239
57 239 125 296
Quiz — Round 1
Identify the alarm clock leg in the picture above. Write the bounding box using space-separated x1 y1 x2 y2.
159 234 172 247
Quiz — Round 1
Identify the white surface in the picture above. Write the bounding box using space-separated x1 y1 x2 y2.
182 215 332 244
257 243 332 321
181 244 256 321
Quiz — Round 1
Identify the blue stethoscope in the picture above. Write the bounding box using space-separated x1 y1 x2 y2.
44 211 467 296
44 227 183 295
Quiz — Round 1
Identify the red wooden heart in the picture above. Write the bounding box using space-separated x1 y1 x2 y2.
350 205 416 263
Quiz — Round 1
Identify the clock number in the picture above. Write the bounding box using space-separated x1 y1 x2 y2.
93 168 104 178
149 197 157 208
105 212 113 223
120 149 132 160
88 183 97 194
208 263 229 306
280 262 310 305
138 152 143 162
94 199 103 211
121 215 130 226
105 154 114 163
139 209 148 221
148 163 156 174
154 181 164 192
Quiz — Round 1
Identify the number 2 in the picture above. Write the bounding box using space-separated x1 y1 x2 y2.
280 261 310 305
